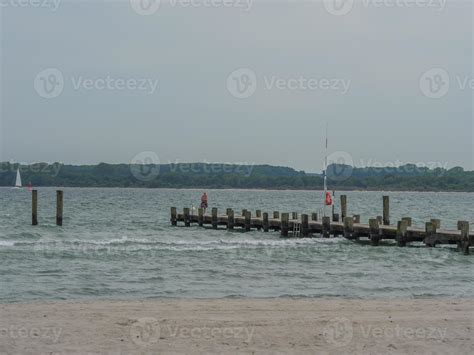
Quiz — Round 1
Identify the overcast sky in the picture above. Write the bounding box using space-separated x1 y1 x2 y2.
1 0 473 172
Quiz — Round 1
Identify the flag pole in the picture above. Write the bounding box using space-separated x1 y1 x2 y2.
323 122 328 217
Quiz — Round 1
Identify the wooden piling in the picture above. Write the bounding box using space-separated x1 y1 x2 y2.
170 207 177 226
402 217 412 227
183 207 190 227
383 196 390 225
255 210 262 230
227 209 234 230
311 213 318 221
333 213 340 222
301 214 309 237
343 216 353 239
424 222 436 247
32 190 38 226
262 212 269 232
226 208 232 216
431 219 441 232
396 220 408 247
322 216 331 238
340 195 347 220
458 221 470 255
212 208 218 229
244 211 251 232
281 213 289 237
369 218 380 246
198 208 204 227
56 190 63 226
273 211 280 219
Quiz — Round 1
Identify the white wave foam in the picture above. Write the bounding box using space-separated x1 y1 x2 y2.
0 241 16 247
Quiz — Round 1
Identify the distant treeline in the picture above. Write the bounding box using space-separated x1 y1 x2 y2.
0 162 473 191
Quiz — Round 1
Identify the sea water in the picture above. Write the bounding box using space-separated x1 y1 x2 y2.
0 187 473 303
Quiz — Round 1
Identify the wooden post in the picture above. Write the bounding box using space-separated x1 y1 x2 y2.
396 220 408 247
183 208 190 227
262 212 269 232
281 213 289 237
369 218 380 246
402 217 412 227
242 209 247 217
343 217 353 239
322 216 331 238
292 212 298 220
273 211 280 219
227 209 234 230
255 210 262 230
212 207 218 229
226 208 232 216
424 222 436 247
430 219 441 232
333 213 339 222
198 208 204 227
170 207 177 226
244 211 251 232
458 221 470 255
32 190 38 226
340 195 347 220
301 214 309 237
353 214 360 223
56 190 63 226
311 213 318 221
383 196 390 225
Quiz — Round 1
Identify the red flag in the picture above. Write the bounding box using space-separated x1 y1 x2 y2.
325 191 332 206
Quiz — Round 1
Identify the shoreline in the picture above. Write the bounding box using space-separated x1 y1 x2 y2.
1 298 472 354
1 186 473 193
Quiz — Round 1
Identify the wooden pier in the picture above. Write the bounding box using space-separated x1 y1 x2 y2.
171 195 473 255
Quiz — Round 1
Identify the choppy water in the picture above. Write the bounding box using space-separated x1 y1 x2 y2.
0 187 473 303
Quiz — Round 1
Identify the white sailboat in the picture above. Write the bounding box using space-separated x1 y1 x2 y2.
13 168 22 189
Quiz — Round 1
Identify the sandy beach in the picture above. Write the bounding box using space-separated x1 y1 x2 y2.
0 298 472 354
